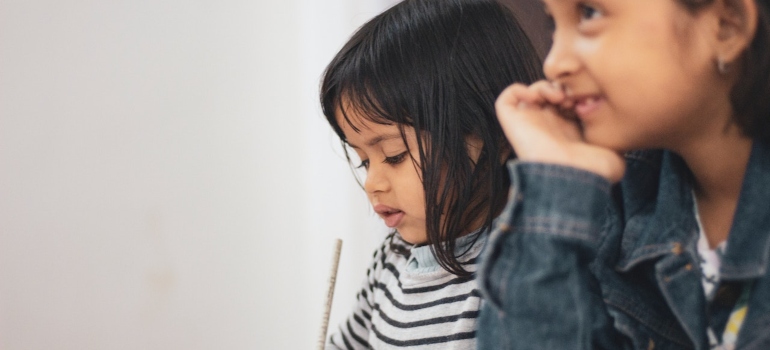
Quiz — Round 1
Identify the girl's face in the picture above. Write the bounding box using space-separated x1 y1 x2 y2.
337 109 428 245
543 0 730 152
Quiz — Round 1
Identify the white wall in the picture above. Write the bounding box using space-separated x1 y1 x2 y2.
0 0 397 348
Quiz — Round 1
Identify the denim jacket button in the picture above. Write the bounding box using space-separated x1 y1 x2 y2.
671 242 682 255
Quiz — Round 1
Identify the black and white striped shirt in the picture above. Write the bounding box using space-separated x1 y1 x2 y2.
327 231 486 350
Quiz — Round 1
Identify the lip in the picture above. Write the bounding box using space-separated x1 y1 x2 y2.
572 94 603 120
373 204 405 228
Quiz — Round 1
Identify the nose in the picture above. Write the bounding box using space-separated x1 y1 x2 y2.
363 162 390 195
543 31 580 81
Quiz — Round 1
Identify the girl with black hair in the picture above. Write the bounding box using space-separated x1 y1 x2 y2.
479 0 770 348
319 0 541 348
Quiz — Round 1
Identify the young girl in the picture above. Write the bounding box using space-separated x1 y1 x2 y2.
319 0 541 348
478 0 770 349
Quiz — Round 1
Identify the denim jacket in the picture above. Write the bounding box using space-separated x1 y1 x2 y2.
477 141 770 349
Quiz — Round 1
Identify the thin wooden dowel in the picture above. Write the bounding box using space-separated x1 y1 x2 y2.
317 239 343 350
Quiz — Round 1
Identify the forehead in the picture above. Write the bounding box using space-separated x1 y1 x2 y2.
541 0 699 34
335 104 388 132
335 106 404 146
542 0 690 13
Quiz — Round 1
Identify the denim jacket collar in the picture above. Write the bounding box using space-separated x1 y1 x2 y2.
615 150 698 272
615 141 770 280
721 140 770 279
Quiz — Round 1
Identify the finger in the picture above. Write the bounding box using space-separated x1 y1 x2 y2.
531 81 566 105
498 82 546 107
496 84 536 124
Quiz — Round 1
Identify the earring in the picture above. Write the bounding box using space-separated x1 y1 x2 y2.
717 57 730 74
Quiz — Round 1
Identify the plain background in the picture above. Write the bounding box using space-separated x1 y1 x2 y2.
0 0 395 349
0 0 548 349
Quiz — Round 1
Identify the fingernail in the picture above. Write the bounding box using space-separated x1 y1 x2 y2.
517 101 529 109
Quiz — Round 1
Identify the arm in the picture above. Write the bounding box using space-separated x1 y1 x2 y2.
477 161 623 349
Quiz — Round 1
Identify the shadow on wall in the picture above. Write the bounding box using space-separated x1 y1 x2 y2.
499 0 552 62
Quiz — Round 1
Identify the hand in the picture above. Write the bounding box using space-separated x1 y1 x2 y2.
496 80 626 183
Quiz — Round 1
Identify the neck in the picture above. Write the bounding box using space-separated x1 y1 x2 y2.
675 125 752 201
666 85 751 202
672 121 752 247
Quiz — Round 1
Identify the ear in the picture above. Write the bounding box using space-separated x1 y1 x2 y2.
714 0 758 64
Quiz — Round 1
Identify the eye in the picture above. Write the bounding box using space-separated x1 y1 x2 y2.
356 159 370 170
384 152 408 165
578 3 603 22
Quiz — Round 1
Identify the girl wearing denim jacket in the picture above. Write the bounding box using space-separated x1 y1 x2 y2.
478 0 770 349
319 0 542 349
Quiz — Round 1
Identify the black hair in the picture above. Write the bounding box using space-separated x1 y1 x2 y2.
678 0 770 141
320 0 542 277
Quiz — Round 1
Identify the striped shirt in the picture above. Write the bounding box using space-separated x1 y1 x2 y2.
326 231 487 350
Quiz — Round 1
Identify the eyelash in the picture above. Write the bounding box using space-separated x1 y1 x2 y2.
356 152 408 170
543 2 600 34
578 3 602 22
385 152 408 165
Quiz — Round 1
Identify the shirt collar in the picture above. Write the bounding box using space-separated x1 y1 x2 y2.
406 229 487 273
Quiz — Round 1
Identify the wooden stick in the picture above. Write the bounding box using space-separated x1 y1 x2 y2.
317 238 343 350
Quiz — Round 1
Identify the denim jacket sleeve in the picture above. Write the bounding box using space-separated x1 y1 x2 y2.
477 161 623 349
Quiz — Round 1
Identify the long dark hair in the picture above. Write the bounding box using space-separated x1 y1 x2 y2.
320 0 542 277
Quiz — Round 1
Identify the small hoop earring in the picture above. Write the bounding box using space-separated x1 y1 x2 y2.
717 57 730 74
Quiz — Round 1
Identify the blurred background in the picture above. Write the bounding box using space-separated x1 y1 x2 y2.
0 0 547 349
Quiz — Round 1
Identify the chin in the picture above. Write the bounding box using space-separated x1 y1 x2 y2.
397 230 428 245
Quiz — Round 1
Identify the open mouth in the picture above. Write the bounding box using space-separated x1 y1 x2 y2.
573 96 602 119
373 204 405 228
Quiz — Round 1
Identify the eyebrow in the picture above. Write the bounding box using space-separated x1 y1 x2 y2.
347 133 402 149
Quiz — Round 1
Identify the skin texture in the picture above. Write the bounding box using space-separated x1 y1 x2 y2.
337 106 487 246
337 108 429 245
496 0 757 246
